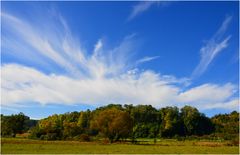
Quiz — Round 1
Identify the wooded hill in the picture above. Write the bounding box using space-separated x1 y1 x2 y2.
1 104 239 143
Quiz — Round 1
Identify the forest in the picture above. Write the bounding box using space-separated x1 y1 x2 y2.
1 104 239 143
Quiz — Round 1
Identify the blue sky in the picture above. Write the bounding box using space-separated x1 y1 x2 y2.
1 1 239 119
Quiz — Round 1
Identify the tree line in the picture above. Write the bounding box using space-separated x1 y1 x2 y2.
1 104 239 143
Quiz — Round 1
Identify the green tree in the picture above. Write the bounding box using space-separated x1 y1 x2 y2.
1 115 14 137
181 106 201 135
1 113 30 137
77 110 91 129
159 107 182 137
181 106 213 136
129 105 160 140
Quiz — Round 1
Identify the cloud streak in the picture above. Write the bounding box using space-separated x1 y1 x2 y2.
2 12 83 77
136 56 160 65
1 12 138 79
192 16 232 78
127 1 172 21
128 1 157 21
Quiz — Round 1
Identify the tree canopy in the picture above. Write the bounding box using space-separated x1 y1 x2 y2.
1 104 239 142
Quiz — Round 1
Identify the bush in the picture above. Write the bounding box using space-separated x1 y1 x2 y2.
39 133 57 140
28 126 45 139
72 134 91 141
185 135 201 141
230 137 239 146
40 135 45 140
79 134 91 141
177 136 185 141
46 133 57 140
16 133 29 138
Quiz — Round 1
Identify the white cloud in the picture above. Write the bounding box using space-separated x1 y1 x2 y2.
202 98 239 111
192 16 232 78
178 83 237 110
1 64 179 108
178 83 237 103
1 64 238 111
1 12 238 112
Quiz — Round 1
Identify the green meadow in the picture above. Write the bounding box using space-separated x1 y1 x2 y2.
1 138 239 154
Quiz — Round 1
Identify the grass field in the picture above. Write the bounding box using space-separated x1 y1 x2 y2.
1 138 239 154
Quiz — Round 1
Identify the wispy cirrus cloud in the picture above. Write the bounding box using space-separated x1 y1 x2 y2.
128 1 157 21
127 1 171 21
192 16 232 78
136 56 160 65
2 12 84 77
1 12 139 79
94 39 103 53
1 10 238 112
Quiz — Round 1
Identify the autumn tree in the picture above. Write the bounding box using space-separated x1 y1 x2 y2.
16 104 238 141
37 114 63 140
211 111 239 139
63 121 82 139
91 108 133 143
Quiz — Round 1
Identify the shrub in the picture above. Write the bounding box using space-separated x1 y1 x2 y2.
16 133 29 138
177 136 185 141
28 126 45 139
39 133 57 140
230 137 239 146
40 135 45 140
46 133 57 140
72 134 91 141
79 134 91 141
